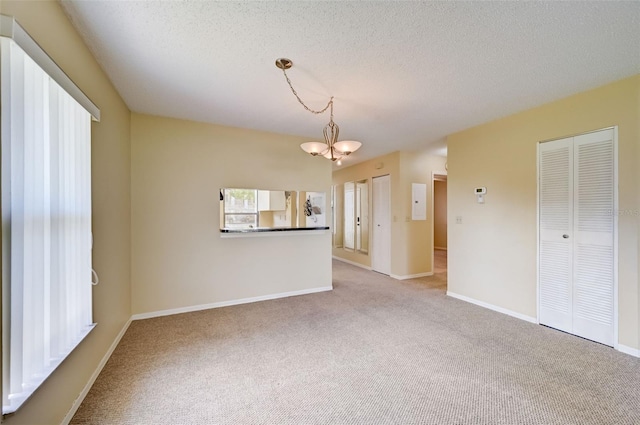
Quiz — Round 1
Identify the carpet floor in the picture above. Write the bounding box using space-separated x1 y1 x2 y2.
71 258 640 424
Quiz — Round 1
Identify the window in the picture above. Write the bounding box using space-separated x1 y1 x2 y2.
1 16 100 414
223 189 258 229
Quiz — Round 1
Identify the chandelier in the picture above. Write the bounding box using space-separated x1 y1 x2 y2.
275 58 362 164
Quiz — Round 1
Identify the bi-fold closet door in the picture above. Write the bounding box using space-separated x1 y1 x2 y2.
538 128 616 347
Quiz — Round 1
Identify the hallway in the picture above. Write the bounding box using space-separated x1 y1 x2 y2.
434 248 447 275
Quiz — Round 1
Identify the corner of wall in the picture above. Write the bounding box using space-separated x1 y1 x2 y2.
447 75 640 347
0 2 133 423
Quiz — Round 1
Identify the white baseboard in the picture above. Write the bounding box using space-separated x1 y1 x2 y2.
131 286 333 321
332 256 372 270
434 246 447 251
61 318 132 425
617 344 640 358
333 256 434 281
446 293 639 358
447 291 538 324
391 272 434 280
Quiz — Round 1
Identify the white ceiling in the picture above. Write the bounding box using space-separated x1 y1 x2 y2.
60 1 640 166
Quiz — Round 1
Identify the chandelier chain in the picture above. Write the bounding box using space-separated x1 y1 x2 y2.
281 68 333 116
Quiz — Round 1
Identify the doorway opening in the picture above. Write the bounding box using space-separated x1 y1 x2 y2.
432 173 448 283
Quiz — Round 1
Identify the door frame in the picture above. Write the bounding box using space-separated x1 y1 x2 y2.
536 126 619 349
431 170 448 274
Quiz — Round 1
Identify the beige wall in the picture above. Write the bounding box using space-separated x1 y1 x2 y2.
332 152 400 268
332 151 446 278
447 75 640 350
434 180 447 249
1 1 132 424
131 114 332 315
397 151 447 277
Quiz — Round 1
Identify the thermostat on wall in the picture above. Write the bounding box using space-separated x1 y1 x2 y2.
475 187 486 204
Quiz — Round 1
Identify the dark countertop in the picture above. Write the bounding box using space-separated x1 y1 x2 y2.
220 226 329 233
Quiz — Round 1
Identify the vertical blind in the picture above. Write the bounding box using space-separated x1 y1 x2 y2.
1 36 96 414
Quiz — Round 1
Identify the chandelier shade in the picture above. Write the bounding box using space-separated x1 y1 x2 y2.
276 58 362 164
300 141 329 156
333 140 362 155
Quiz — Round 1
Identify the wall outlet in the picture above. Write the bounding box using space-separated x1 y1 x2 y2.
456 216 462 224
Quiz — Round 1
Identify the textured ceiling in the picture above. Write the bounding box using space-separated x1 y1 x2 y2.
60 1 640 166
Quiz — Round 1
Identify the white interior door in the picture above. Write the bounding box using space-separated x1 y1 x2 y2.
572 129 615 346
539 137 574 334
538 128 616 347
372 175 391 275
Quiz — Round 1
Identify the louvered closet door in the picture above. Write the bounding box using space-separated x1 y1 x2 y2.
539 137 574 334
572 129 615 346
538 128 615 347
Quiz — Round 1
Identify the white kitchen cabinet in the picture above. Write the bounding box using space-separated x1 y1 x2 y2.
258 190 286 211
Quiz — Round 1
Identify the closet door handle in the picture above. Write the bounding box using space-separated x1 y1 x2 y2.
562 234 569 239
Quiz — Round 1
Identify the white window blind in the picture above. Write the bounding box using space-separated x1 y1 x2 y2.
1 29 97 414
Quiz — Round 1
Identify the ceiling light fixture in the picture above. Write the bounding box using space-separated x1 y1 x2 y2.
275 58 361 163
